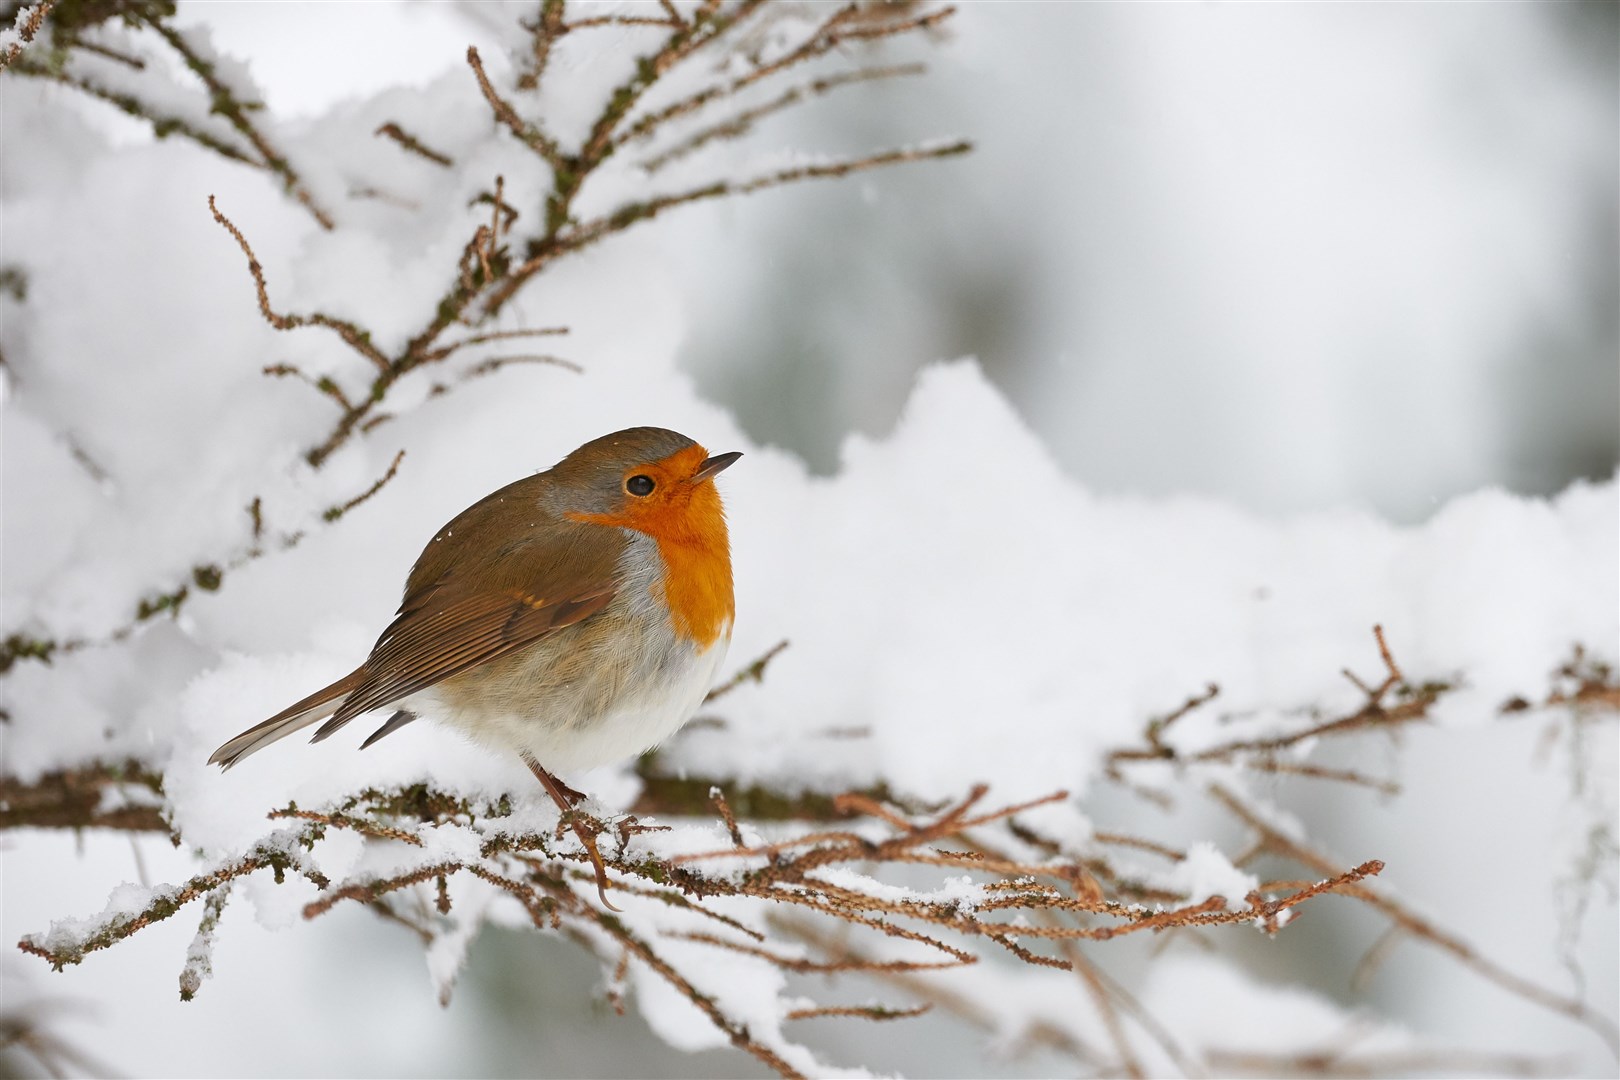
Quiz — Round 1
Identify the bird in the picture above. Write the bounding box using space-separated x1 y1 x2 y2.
209 426 740 908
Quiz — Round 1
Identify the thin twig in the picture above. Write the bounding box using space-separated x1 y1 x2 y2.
9 59 257 164
705 639 790 703
784 1003 931 1022
0 0 58 71
516 139 973 298
623 3 952 146
375 122 453 167
1060 938 1146 1079
1211 783 1620 1055
152 25 334 229
208 197 388 370
466 46 563 169
321 450 406 523
588 914 806 1079
638 64 927 173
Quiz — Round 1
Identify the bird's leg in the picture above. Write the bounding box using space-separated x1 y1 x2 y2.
520 752 620 912
552 773 590 807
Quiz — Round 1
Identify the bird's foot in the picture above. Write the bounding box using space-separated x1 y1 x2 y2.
520 753 621 912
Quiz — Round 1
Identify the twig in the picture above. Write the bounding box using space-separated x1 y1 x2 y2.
18 831 327 970
638 64 927 173
0 440 420 681
208 197 387 370
9 59 257 164
1211 783 1620 1055
456 355 582 383
262 364 354 411
578 0 767 168
710 787 745 847
784 1003 931 1022
177 883 232 1001
671 931 963 974
375 122 453 167
771 913 1106 1067
15 775 1403 1077
587 913 806 1079
0 761 167 833
515 0 566 91
267 805 424 847
1061 938 1146 1079
567 13 685 30
623 4 952 146
421 326 569 364
1107 627 1444 786
466 46 563 170
494 139 972 311
301 862 462 920
705 639 790 703
150 24 333 229
321 449 406 522
1239 758 1401 795
1147 683 1220 754
1093 832 1187 862
0 0 57 71
1205 1047 1567 1078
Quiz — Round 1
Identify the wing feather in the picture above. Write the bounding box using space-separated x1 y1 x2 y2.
309 523 624 742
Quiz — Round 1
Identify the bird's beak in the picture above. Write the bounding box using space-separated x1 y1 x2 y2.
691 451 742 484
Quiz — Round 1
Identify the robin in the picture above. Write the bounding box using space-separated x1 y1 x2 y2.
209 427 740 908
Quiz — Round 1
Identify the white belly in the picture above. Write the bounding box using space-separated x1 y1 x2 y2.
410 624 730 774
472 631 729 772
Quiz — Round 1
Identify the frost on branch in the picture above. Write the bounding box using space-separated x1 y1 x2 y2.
16 635 1620 1076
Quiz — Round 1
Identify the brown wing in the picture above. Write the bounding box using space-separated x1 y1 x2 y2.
310 514 625 742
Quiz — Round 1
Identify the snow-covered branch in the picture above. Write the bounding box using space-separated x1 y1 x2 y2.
14 634 1618 1074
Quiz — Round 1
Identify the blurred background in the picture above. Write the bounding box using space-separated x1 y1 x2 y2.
671 1 1619 521
166 0 1618 523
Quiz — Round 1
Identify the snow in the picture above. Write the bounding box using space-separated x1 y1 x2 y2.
424 873 502 1006
1 4 1614 1078
1140 951 1418 1062
1160 841 1258 906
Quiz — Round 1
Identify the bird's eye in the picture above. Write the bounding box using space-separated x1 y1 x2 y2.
626 474 655 497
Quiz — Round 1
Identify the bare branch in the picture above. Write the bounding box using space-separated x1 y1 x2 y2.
486 139 972 314
466 46 563 169
784 1003 930 1022
514 0 566 92
705 638 790 703
375 122 453 167
638 64 928 173
151 25 334 229
9 58 258 164
623 4 953 147
1211 783 1620 1055
208 197 388 370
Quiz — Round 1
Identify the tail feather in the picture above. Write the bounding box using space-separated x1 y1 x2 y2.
360 709 417 749
208 669 367 769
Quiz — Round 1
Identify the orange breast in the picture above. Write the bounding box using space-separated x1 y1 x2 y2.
654 530 734 647
567 445 734 647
